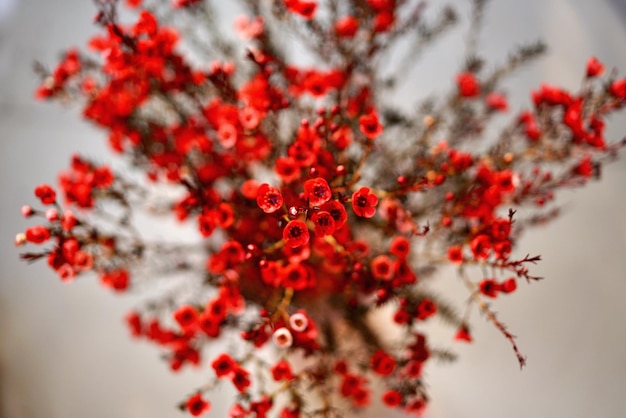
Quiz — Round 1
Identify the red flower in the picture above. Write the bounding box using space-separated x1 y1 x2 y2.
485 92 508 111
351 187 378 218
275 156 301 183
250 396 273 417
320 200 348 229
197 213 216 238
335 16 359 37
304 177 332 206
610 78 626 99
174 305 198 330
212 353 236 377
359 112 383 139
370 349 396 376
311 210 335 236
186 393 210 416
125 311 143 337
198 313 220 338
34 184 56 205
280 407 301 418
574 155 595 178
479 278 500 298
393 309 410 325
280 263 311 291
25 225 50 244
470 234 491 259
100 269 130 292
284 0 317 20
231 366 251 393
283 220 310 248
586 56 604 78
382 390 403 407
416 299 437 320
456 72 480 97
454 325 473 342
371 255 393 280
389 236 410 258
256 183 284 213
501 277 517 294
373 11 394 33
271 359 294 381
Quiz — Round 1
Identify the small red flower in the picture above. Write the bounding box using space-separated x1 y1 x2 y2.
389 236 410 258
125 311 142 337
186 393 210 416
320 200 348 229
284 0 317 20
24 225 50 244
271 359 294 381
304 177 332 206
370 349 396 376
416 299 437 320
335 16 359 37
574 155 595 178
311 210 335 236
359 112 383 139
212 353 236 377
351 187 378 218
586 56 604 78
371 255 393 280
231 366 251 393
34 184 56 205
479 278 500 298
393 309 410 324
275 156 301 183
280 263 311 290
456 72 480 98
197 212 216 238
283 220 310 248
610 78 626 99
454 325 473 342
501 277 517 294
470 234 491 260
382 390 403 407
100 269 130 292
174 305 198 330
485 92 508 111
256 183 284 213
373 11 394 33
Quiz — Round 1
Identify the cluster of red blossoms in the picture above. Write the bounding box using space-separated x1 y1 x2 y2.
17 0 626 417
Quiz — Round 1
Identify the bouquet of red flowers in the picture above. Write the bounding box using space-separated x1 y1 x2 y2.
15 0 626 416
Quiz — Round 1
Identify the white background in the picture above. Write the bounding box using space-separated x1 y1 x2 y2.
1 1 626 417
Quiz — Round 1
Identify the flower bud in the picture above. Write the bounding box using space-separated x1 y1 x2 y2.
272 327 293 348
289 313 308 332
14 233 26 246
21 205 34 217
46 208 59 222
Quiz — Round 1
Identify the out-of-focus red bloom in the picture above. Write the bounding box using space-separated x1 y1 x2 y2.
186 393 210 416
335 16 359 37
586 56 604 78
359 112 383 139
34 184 56 205
100 269 130 292
457 72 480 97
25 226 50 244
371 349 396 376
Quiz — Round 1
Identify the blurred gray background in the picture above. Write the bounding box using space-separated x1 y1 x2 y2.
1 0 626 417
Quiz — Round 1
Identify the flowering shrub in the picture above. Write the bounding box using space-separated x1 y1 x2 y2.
15 0 626 416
